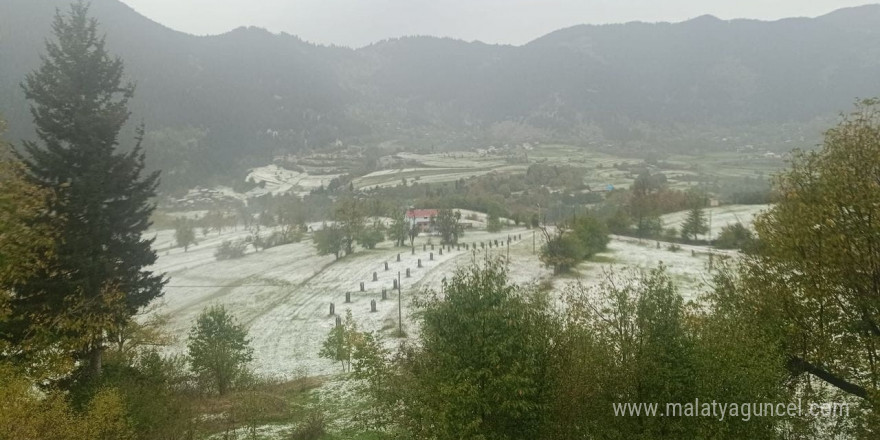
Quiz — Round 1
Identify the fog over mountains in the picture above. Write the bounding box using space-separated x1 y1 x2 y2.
3 0 880 187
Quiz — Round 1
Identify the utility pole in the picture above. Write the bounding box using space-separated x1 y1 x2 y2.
397 271 402 336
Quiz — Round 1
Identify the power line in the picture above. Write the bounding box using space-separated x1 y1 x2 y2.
163 284 289 288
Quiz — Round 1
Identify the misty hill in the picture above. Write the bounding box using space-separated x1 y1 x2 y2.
3 0 880 189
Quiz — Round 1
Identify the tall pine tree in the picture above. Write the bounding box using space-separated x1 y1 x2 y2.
14 2 164 379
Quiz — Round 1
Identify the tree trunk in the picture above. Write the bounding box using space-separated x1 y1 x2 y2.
87 343 103 379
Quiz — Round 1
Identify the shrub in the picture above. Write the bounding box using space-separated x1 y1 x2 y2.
215 240 248 260
289 411 325 440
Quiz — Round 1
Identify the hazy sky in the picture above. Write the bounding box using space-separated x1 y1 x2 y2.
119 0 875 48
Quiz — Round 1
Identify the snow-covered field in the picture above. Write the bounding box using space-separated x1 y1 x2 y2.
147 225 540 378
245 164 340 197
147 212 740 378
661 204 771 238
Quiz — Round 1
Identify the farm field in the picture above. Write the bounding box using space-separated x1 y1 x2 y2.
147 205 762 379
660 204 771 238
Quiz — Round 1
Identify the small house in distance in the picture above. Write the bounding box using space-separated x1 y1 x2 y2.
406 208 438 232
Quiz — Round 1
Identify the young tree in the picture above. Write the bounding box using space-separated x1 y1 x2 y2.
188 305 253 396
334 197 366 255
14 2 165 379
319 310 362 372
364 261 556 439
539 225 583 274
486 212 503 232
680 201 708 242
630 171 663 238
431 209 463 244
174 218 197 252
388 208 409 247
358 221 385 250
313 222 344 259
570 214 610 258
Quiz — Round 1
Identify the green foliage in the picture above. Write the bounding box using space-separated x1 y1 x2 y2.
539 215 610 274
13 1 164 379
187 305 253 395
358 221 385 250
173 218 197 251
570 215 610 258
551 266 787 439
0 364 134 440
680 194 709 241
363 261 556 439
714 222 754 250
214 239 248 260
486 212 503 232
432 208 464 244
289 411 326 440
319 310 362 372
334 197 367 255
743 99 880 424
313 222 344 259
539 225 584 274
387 208 410 247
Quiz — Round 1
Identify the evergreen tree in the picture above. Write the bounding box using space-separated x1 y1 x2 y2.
174 218 197 252
680 205 708 241
14 2 164 379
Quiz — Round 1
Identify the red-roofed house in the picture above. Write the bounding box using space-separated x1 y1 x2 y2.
406 209 439 232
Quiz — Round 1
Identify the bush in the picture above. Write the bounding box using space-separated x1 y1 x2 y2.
714 222 754 250
289 411 325 440
215 240 248 260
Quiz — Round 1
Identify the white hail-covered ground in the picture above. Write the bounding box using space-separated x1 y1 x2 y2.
146 213 740 378
244 164 340 198
661 204 771 238
147 225 541 378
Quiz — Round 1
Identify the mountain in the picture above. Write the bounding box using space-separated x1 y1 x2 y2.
3 0 880 189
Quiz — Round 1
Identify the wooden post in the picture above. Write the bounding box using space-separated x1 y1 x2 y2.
360 282 365 292
371 299 377 313
439 248 443 255
430 252 433 261
385 261 389 270
335 315 342 327
406 268 411 277
329 303 335 316
418 259 422 268
382 288 387 300
393 279 398 289
397 271 402 335
397 253 401 262
345 292 351 303
373 272 378 281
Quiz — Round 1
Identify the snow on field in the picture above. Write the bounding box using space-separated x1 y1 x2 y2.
245 164 340 197
661 204 771 238
147 213 734 378
147 225 539 378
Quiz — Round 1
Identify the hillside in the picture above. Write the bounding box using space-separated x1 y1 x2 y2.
3 1 880 188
